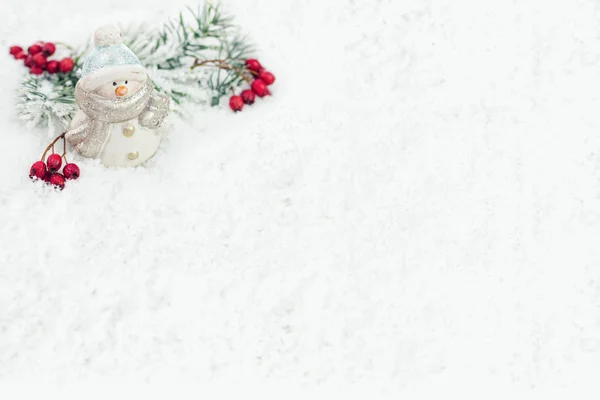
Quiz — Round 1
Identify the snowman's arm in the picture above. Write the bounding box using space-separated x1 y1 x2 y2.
66 120 111 158
139 91 170 129
70 110 87 129
65 118 91 146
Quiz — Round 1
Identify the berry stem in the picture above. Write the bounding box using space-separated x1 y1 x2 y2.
190 58 257 83
41 132 66 162
190 59 226 69
55 42 74 51
62 137 68 163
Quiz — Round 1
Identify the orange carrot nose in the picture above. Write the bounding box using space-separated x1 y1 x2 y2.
115 85 128 97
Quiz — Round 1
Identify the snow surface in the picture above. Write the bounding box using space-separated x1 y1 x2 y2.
2 0 600 397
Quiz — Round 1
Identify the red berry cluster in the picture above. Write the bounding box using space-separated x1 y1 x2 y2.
29 133 80 190
9 42 74 76
229 59 276 112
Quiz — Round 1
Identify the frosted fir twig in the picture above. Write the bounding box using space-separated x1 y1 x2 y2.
15 1 255 132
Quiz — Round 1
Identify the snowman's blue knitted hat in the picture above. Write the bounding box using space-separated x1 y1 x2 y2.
79 25 147 91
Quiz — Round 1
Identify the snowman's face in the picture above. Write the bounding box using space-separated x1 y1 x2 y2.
95 79 143 99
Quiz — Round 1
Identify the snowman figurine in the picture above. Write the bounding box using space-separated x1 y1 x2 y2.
66 25 170 167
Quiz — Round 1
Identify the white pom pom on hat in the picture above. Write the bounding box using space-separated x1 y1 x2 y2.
94 24 124 47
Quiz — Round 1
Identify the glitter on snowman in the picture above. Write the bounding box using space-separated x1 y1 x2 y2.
66 25 170 167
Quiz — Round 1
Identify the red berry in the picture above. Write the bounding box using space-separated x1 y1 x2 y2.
258 71 276 85
29 161 47 180
24 55 34 67
49 173 66 190
14 51 27 60
42 42 56 56
10 46 23 56
251 79 271 98
245 59 262 73
32 53 47 68
63 163 80 180
43 171 51 182
46 153 62 171
28 44 43 55
59 58 74 73
229 95 244 112
46 60 59 74
30 66 44 75
240 89 256 105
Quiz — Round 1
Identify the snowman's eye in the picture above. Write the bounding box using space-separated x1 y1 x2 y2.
113 82 117 86
125 80 128 84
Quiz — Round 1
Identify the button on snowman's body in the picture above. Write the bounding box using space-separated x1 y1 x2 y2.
66 25 169 168
102 121 161 166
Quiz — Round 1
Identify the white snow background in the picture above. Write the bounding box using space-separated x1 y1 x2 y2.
1 0 600 397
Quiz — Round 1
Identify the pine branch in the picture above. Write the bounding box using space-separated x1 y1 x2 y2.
14 1 256 131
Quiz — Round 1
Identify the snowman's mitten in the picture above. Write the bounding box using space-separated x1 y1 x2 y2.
139 110 166 129
65 118 112 158
139 92 170 129
65 119 91 146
